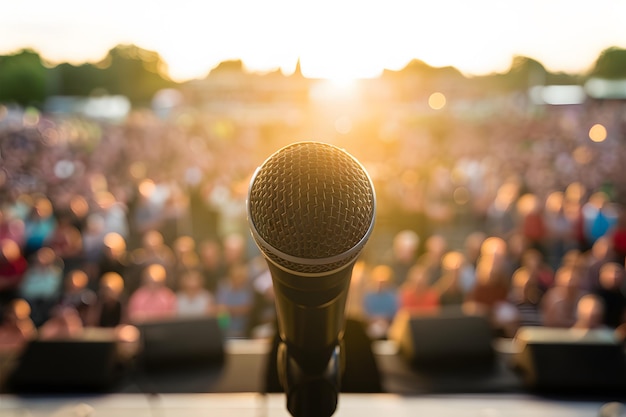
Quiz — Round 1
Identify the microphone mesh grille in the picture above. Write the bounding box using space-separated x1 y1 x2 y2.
248 142 375 274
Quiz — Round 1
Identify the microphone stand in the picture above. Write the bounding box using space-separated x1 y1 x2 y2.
277 340 344 417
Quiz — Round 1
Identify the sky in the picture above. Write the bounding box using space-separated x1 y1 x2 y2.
1 0 626 82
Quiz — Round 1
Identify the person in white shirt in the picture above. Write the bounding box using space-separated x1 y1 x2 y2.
176 268 214 317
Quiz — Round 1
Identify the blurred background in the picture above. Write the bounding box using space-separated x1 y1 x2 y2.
1 0 626 396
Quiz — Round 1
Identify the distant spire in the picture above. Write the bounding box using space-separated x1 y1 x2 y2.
293 57 303 77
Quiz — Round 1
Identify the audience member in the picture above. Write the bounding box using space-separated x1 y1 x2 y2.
541 265 583 328
479 236 515 283
0 209 25 247
131 179 168 240
246 268 276 338
127 263 177 323
98 232 131 286
543 191 576 270
176 268 214 317
198 238 226 293
345 260 368 320
0 298 36 353
458 231 486 292
46 213 84 274
594 262 626 329
0 238 27 306
19 247 63 326
81 213 107 281
501 267 543 337
171 235 200 289
89 272 126 327
362 264 398 340
95 191 129 241
504 232 529 274
384 229 420 287
215 263 253 338
517 193 547 255
433 251 467 306
582 191 618 246
38 305 84 340
518 248 554 294
222 232 248 271
416 234 448 286
22 196 57 258
583 236 614 292
609 208 626 264
398 263 439 315
465 255 510 329
572 294 606 330
58 269 97 325
128 230 175 294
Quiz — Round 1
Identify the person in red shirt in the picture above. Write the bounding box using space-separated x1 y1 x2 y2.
610 209 626 264
465 254 510 332
0 239 28 306
398 264 439 315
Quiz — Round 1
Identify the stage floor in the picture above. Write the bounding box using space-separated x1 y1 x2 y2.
0 393 621 417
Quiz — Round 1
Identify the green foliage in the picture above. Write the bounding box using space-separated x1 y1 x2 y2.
0 44 174 107
590 47 626 79
101 44 174 104
49 62 107 96
503 56 547 90
0 49 48 106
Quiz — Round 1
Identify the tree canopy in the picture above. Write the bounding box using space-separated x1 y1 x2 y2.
590 47 626 79
0 44 174 108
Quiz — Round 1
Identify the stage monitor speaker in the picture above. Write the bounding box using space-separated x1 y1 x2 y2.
513 326 626 394
137 316 225 371
8 336 122 393
389 307 495 372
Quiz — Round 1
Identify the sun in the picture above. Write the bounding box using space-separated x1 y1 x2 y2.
309 77 360 105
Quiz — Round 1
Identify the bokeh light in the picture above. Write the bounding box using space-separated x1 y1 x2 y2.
573 146 592 165
428 92 446 110
589 123 607 142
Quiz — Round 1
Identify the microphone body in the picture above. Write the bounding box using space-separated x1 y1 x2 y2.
247 142 376 417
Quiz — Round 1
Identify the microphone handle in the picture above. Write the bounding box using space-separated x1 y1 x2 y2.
268 262 354 371
267 262 355 417
278 340 343 417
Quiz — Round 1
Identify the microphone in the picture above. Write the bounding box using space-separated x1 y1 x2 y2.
247 141 376 417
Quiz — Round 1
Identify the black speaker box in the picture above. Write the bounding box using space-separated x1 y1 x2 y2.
8 336 122 392
137 316 225 371
389 307 496 372
513 326 626 394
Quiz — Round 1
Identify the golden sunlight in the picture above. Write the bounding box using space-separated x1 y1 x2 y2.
310 78 360 103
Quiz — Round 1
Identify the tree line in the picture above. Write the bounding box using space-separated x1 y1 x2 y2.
1 44 626 108
0 44 175 108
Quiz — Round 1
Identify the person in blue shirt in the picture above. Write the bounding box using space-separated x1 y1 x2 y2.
362 264 398 340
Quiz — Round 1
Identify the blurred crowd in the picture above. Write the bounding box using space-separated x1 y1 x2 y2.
1 95 626 357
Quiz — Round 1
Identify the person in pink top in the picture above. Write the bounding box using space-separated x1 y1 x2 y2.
127 263 177 323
